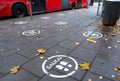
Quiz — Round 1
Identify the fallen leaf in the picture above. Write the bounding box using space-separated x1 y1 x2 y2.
103 34 108 37
37 25 40 27
104 38 108 41
114 45 118 48
117 75 120 81
59 29 63 31
116 23 120 26
10 66 20 74
114 66 120 72
111 75 115 78
87 38 96 43
103 37 108 41
36 54 39 56
111 33 115 36
39 56 44 59
41 30 45 32
117 41 120 43
37 48 46 54
88 78 92 81
108 46 112 49
75 42 80 46
0 49 4 51
99 76 103 79
79 62 90 70
108 26 113 29
17 48 20 51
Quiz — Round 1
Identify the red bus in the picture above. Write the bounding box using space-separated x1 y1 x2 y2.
0 0 93 18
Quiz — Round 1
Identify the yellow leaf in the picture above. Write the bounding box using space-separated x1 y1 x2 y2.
99 76 103 79
111 33 115 36
117 75 120 81
79 62 90 70
104 38 108 41
103 33 108 37
10 66 20 74
117 23 120 26
103 36 108 41
114 66 120 72
37 48 46 54
75 42 80 46
114 45 118 48
87 38 96 43
88 78 92 81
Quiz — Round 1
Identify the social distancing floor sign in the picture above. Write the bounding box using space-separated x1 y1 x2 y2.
22 29 40 36
42 55 78 78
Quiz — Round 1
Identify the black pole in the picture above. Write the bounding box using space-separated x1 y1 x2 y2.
29 0 33 20
97 0 101 16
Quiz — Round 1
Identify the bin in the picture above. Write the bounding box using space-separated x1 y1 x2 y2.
117 8 120 20
102 0 120 26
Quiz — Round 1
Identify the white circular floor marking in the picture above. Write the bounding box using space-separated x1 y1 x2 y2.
55 21 68 26
14 21 27 24
83 31 103 38
57 14 65 16
68 12 75 14
42 55 78 78
22 29 40 36
41 17 50 19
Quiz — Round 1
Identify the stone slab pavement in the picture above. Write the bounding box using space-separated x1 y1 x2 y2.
0 3 120 81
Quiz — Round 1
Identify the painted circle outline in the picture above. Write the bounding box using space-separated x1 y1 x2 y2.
42 55 78 78
41 17 50 19
55 21 68 25
14 21 28 24
83 31 103 38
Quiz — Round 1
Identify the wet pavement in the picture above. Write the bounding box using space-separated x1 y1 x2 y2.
0 3 120 81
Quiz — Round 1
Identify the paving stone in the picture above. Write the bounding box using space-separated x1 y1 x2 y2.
44 45 71 57
0 43 18 57
70 46 98 62
36 30 55 38
66 26 81 34
39 70 77 81
0 54 28 74
58 39 77 50
23 56 49 77
40 37 59 49
90 56 119 81
58 30 77 38
0 56 3 60
98 47 120 64
79 20 92 27
50 34 68 42
0 73 2 78
68 30 86 43
10 36 42 50
18 42 44 59
0 69 39 81
80 40 101 52
82 72 112 81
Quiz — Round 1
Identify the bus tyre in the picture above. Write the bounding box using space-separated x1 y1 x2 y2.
72 2 76 9
12 4 27 18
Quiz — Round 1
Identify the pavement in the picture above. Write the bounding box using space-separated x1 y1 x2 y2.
0 3 120 81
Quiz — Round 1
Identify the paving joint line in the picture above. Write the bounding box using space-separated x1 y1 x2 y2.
89 71 116 81
22 67 41 79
